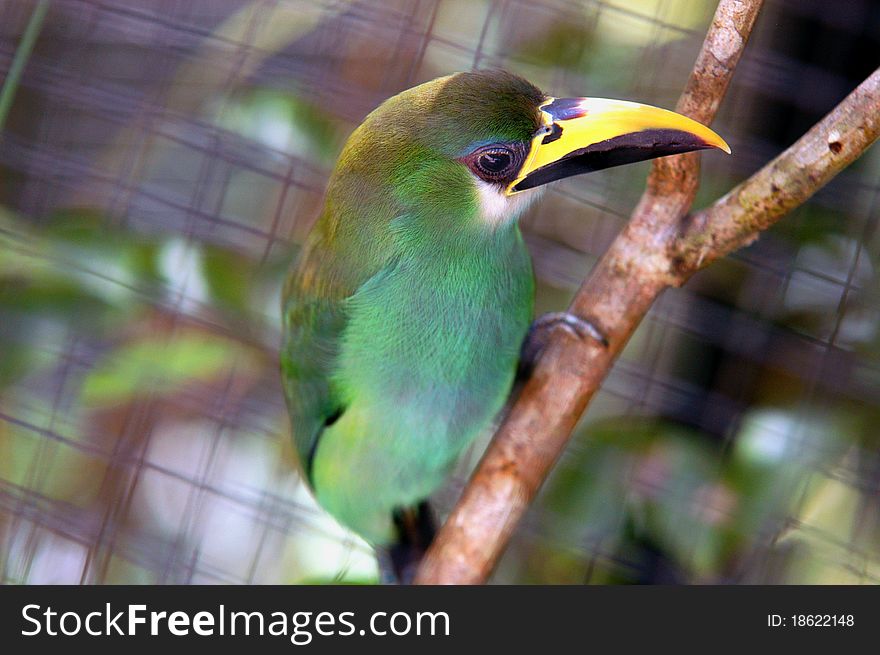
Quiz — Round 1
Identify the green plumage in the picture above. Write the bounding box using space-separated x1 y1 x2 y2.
281 67 730 554
281 71 542 543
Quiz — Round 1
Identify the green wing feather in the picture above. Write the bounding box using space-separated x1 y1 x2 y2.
280 208 398 479
280 292 346 474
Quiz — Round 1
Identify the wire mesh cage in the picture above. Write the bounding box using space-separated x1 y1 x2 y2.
1 0 879 584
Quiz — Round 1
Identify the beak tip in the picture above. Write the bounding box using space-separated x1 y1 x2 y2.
703 131 731 155
706 129 731 154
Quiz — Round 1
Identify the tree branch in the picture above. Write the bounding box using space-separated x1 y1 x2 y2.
416 0 851 585
674 66 880 271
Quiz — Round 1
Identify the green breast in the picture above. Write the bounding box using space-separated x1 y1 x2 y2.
310 225 534 543
336 226 534 440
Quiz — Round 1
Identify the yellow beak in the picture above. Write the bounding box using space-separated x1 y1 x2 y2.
509 97 730 193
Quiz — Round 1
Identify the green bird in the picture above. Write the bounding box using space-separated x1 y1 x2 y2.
281 70 728 579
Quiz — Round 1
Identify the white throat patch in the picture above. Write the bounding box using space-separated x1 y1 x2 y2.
473 179 543 228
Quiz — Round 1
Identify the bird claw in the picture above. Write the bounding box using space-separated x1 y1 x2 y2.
530 311 609 347
519 311 608 379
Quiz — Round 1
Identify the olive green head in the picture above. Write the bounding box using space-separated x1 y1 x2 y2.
326 70 729 233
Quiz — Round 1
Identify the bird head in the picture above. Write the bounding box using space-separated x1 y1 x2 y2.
330 70 729 232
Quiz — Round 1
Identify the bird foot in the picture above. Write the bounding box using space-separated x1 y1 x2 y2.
519 311 608 378
377 501 436 584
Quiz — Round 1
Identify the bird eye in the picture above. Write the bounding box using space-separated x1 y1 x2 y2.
467 145 521 182
478 149 512 174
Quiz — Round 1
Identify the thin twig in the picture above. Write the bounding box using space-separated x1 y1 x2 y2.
0 0 50 131
414 0 770 584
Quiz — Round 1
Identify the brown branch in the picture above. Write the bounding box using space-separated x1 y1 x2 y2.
674 66 880 271
414 0 773 585
419 64 880 584
416 0 880 584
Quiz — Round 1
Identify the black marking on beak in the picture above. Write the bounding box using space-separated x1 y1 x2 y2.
514 128 714 191
542 123 563 144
